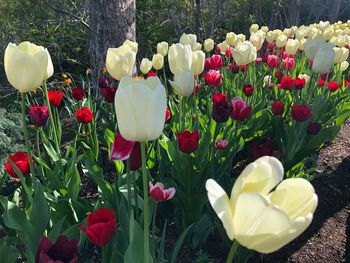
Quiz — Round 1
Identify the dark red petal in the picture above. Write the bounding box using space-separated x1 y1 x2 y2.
110 134 136 161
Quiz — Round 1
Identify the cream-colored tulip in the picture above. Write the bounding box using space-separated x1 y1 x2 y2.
123 39 138 53
333 47 348 63
226 32 237 46
4 41 54 93
285 39 299 55
296 29 306 40
298 38 307 50
152 54 164 70
232 41 257 66
312 42 335 74
114 76 166 141
106 45 136 80
250 31 265 50
203 38 215 52
283 28 292 38
322 28 334 40
191 50 205 75
340 61 349 72
335 35 347 47
168 43 192 75
192 42 202 51
237 34 246 43
179 33 197 50
261 26 269 33
206 156 317 254
157 41 169 56
249 24 259 34
217 41 230 55
276 34 287 48
291 26 298 34
169 71 194 97
298 74 310 83
140 58 152 74
263 75 272 86
304 36 324 60
266 32 275 43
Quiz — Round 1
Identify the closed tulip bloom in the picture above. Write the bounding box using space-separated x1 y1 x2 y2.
327 81 340 92
206 55 223 70
48 91 64 107
123 39 138 53
298 38 307 50
304 36 324 60
177 130 199 153
101 87 117 103
192 42 202 51
249 31 265 50
4 41 54 92
242 84 254 96
230 97 252 121
291 104 312 122
152 54 164 70
340 61 349 71
157 41 169 56
307 122 321 135
191 50 205 75
36 236 78 263
266 32 275 43
140 58 152 74
272 101 284 115
205 70 222 87
168 43 192 75
333 47 349 63
169 71 195 96
282 57 295 71
206 156 318 253
215 139 229 150
232 41 257 66
149 182 176 202
312 42 335 74
98 77 109 88
225 32 238 46
212 93 230 123
71 87 85 100
179 33 197 50
322 28 334 41
106 45 136 80
267 55 279 69
114 76 166 141
249 24 259 34
217 41 230 55
276 34 287 48
261 26 269 33
295 78 306 89
5 151 31 178
203 38 215 52
29 106 49 126
279 76 294 90
285 39 299 55
80 208 118 246
75 107 93 123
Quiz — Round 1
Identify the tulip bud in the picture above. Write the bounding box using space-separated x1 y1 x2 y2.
285 39 299 55
170 71 195 96
249 24 259 34
267 55 279 69
192 42 202 51
232 41 257 66
29 106 49 126
276 34 287 48
212 93 230 123
98 77 109 88
106 45 136 80
215 139 229 150
157 41 169 56
123 39 138 53
261 26 269 33
225 32 237 46
101 87 117 103
230 97 252 121
177 130 199 153
217 41 230 55
272 101 284 115
250 31 265 50
5 151 31 178
4 42 54 92
114 76 167 141
340 61 349 71
205 70 222 87
179 33 197 50
75 107 93 124
168 43 192 75
312 42 335 74
152 54 164 70
203 38 215 52
191 50 205 75
266 32 275 43
291 104 312 122
140 58 152 74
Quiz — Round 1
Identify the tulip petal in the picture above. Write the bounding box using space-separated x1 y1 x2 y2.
110 134 136 161
206 179 234 240
230 156 283 202
269 178 318 221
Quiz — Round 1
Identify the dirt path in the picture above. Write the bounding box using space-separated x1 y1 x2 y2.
261 120 350 263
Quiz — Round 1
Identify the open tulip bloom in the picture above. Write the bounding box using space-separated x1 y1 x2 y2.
206 156 317 256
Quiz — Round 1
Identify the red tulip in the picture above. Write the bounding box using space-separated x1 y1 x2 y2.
279 76 294 90
75 107 93 123
242 84 254 96
215 139 228 150
212 93 230 123
229 97 252 121
291 104 312 122
98 77 109 88
165 106 171 123
48 91 64 107
294 78 306 90
271 101 284 115
147 72 157 78
275 70 283 79
307 122 321 135
101 87 117 103
256 57 263 63
35 236 78 263
149 182 176 202
205 55 223 70
282 57 295 71
251 139 273 160
177 131 199 153
266 41 275 50
266 55 279 69
327 81 340 92
71 87 85 100
110 134 141 170
80 208 118 246
205 70 222 87
225 47 233 58
5 151 30 178
318 79 325 87
29 106 49 126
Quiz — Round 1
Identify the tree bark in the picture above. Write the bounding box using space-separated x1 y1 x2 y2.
329 0 342 23
194 0 201 40
88 0 136 83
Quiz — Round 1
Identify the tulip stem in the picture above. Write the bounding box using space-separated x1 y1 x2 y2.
126 159 132 214
226 240 239 263
141 141 150 263
152 202 158 256
132 170 140 219
36 128 45 177
20 93 36 178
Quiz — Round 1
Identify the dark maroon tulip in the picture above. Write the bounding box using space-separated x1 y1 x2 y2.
251 139 273 160
212 93 230 123
307 122 321 135
98 77 109 88
229 97 252 121
101 87 117 103
71 87 85 100
271 101 284 115
291 104 312 122
177 131 199 153
29 106 49 126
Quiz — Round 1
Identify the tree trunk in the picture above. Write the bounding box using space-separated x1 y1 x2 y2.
194 0 201 40
288 0 300 26
88 0 136 83
329 0 342 23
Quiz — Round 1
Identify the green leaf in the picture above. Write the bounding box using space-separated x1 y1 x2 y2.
30 181 49 237
0 238 19 263
48 216 66 242
168 224 193 263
